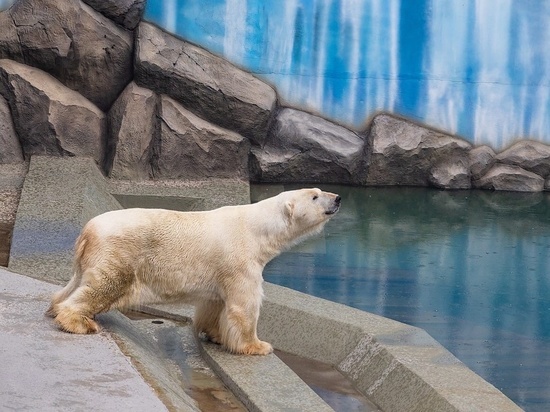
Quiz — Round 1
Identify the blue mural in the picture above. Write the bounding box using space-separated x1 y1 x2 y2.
144 0 550 149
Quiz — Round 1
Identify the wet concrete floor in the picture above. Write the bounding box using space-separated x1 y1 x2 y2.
275 350 382 412
126 310 381 412
123 310 247 411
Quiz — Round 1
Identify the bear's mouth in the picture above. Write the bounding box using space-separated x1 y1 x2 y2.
325 205 340 215
325 195 341 215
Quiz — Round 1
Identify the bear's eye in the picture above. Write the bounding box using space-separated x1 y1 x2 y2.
312 195 318 201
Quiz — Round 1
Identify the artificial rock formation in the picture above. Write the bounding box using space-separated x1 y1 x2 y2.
155 96 250 180
107 83 250 181
366 114 472 188
82 0 145 30
474 164 545 192
496 140 550 179
469 145 496 180
107 81 157 179
0 0 133 111
0 59 105 163
250 108 367 184
429 160 471 189
0 93 23 163
134 22 277 147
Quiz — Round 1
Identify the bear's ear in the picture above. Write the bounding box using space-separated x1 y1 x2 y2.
284 200 294 219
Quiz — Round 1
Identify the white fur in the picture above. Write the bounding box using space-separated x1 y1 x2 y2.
47 188 340 355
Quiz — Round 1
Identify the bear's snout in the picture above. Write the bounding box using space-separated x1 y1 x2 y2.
325 194 341 215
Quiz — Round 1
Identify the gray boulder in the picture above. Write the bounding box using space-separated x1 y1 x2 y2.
366 114 471 188
0 93 23 163
250 108 367 184
82 0 145 30
496 140 550 178
0 59 105 163
429 160 471 189
108 82 157 179
250 146 300 182
474 164 544 192
0 0 133 111
469 145 496 180
134 22 277 147
154 96 250 180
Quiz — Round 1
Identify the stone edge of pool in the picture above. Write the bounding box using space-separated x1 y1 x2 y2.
6 156 522 412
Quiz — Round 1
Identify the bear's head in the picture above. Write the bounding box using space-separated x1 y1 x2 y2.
253 188 341 258
283 188 341 233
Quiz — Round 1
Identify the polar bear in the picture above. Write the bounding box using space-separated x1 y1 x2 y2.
46 188 341 355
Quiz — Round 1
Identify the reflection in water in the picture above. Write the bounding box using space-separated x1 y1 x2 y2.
253 185 550 412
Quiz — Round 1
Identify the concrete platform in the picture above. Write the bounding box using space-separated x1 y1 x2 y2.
2 155 523 411
0 162 27 266
0 267 169 412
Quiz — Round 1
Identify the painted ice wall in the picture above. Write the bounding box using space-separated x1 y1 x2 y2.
144 0 550 149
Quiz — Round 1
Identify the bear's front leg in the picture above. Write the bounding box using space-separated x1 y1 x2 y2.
219 290 273 355
194 299 224 344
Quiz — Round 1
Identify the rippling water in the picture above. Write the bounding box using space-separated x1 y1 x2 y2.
252 184 550 412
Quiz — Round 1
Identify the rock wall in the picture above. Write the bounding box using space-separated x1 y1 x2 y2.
1 0 549 192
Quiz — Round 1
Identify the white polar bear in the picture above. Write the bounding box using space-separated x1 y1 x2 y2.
46 188 341 355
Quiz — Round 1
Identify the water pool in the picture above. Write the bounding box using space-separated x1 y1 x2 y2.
252 185 550 412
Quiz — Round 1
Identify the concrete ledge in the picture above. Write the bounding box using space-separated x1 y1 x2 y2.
8 156 121 284
144 303 334 411
109 178 250 212
200 342 333 412
259 283 522 412
0 267 169 412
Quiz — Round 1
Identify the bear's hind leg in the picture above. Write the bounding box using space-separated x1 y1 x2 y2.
45 271 82 318
54 285 102 334
194 299 224 344
54 268 131 334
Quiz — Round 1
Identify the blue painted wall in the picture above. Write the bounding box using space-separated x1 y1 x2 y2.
144 0 550 149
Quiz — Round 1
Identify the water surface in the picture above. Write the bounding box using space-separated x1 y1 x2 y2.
252 185 550 412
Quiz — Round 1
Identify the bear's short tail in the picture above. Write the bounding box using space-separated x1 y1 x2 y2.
74 233 88 270
45 233 88 317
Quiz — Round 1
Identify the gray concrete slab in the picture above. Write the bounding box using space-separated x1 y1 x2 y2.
97 311 204 412
259 282 523 412
0 162 27 193
144 303 334 412
8 156 121 284
0 162 27 266
0 267 168 412
200 342 333 412
109 177 250 211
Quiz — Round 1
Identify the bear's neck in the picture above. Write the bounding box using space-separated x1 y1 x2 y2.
247 202 326 267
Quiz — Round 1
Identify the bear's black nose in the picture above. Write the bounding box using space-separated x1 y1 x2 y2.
335 196 341 204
